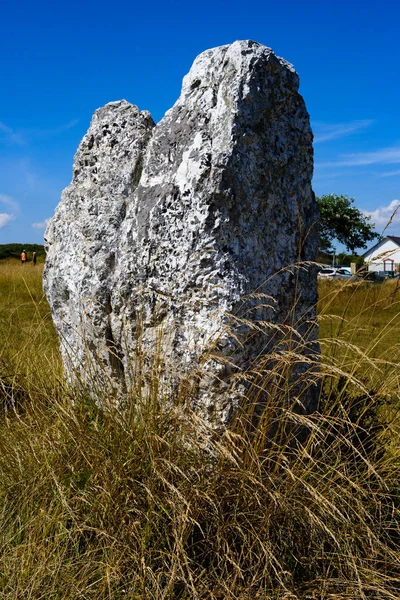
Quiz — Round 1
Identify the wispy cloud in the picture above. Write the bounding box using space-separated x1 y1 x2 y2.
379 169 400 178
318 146 400 168
0 122 26 145
312 120 373 144
27 119 80 138
54 118 79 133
364 199 400 228
0 195 19 230
0 193 20 214
32 218 50 230
0 213 15 229
0 119 79 147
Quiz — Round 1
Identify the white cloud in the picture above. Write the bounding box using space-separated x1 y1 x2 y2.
0 195 19 229
0 213 15 229
318 146 400 168
32 218 50 229
379 169 400 178
312 120 373 144
0 193 20 214
364 199 400 228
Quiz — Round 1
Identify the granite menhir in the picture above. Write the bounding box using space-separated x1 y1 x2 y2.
44 40 319 424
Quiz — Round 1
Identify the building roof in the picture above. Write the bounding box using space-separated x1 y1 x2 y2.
387 235 400 245
362 235 400 258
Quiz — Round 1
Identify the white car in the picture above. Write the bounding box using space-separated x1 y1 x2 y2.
335 268 352 278
318 267 337 278
318 267 352 279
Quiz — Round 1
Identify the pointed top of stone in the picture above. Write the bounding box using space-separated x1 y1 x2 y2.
179 39 299 104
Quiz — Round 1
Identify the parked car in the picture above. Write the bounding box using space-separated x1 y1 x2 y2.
353 271 384 283
335 268 352 278
317 267 337 278
318 267 352 279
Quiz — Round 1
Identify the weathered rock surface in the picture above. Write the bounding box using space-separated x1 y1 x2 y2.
44 40 319 423
44 101 155 380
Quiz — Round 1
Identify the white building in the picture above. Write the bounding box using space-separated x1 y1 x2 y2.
362 236 400 275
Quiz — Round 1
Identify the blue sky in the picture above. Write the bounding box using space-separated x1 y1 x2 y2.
1 0 399 249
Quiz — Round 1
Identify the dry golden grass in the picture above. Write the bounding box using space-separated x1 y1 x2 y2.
0 259 61 403
0 261 398 599
318 279 400 436
318 278 400 362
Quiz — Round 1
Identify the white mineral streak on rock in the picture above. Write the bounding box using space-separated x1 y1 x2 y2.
44 41 319 423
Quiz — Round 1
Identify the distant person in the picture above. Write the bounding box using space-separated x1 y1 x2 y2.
32 251 37 266
21 250 27 264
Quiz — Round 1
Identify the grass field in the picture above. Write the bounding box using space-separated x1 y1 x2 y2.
2 259 399 396
0 260 399 599
318 277 400 358
0 259 61 398
318 278 400 400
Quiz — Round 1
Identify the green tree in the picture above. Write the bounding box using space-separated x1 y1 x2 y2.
336 252 364 266
316 194 379 253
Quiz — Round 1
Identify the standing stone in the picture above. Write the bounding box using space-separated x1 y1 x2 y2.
44 40 319 423
44 101 155 383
